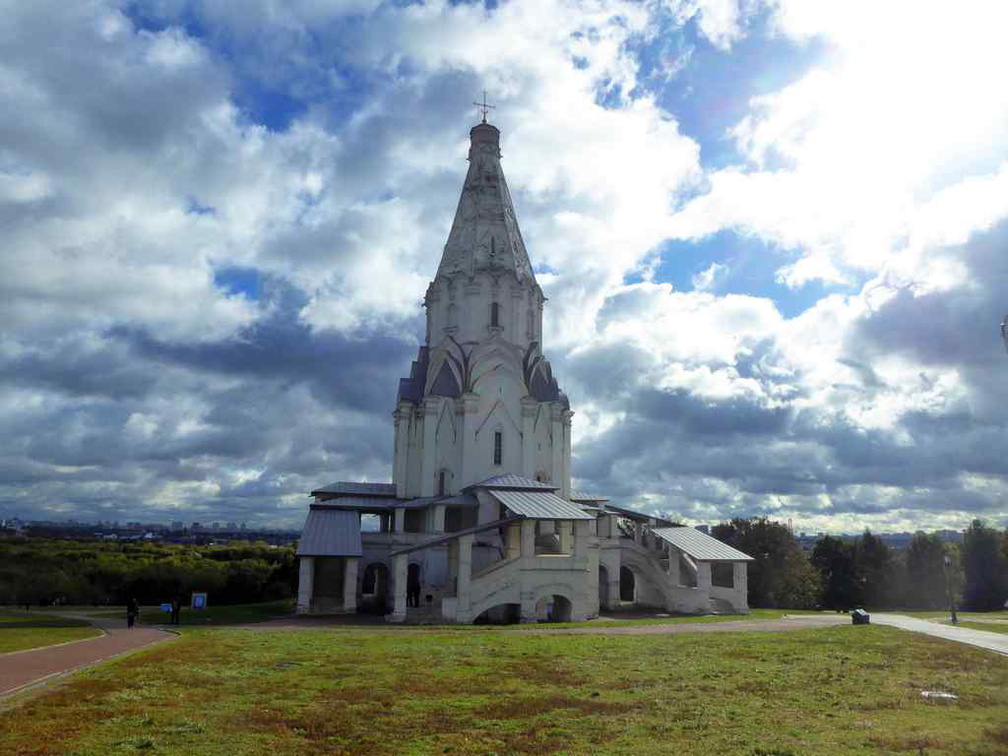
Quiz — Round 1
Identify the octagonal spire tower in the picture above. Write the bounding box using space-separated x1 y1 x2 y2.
436 122 536 283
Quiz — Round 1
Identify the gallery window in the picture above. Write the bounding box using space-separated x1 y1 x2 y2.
490 302 500 328
437 469 447 497
493 430 502 466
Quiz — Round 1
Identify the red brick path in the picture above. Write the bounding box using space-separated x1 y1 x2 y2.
0 624 174 698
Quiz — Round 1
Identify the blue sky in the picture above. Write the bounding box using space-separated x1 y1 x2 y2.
1 0 1006 532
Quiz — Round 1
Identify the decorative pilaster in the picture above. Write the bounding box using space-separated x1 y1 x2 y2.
550 402 563 486
521 397 537 478
456 534 474 619
390 553 408 623
456 393 479 489
420 397 440 496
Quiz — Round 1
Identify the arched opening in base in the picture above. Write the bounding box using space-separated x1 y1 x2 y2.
534 594 573 622
473 603 522 624
619 565 637 603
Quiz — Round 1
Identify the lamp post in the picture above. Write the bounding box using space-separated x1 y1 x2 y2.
943 554 957 624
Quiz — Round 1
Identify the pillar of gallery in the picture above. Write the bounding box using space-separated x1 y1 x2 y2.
297 557 314 613
343 557 359 613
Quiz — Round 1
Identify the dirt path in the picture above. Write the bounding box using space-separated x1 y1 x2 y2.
0 615 175 699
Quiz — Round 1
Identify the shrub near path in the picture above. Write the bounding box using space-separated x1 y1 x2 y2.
1 623 1007 755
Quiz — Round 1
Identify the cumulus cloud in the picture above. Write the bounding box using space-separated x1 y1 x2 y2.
0 0 1004 533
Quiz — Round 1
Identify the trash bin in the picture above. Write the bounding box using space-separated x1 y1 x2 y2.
851 608 870 625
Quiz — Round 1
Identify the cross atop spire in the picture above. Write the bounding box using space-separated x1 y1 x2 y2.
473 90 495 124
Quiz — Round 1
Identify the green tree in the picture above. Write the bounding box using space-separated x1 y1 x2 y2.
856 530 896 608
811 536 861 610
904 532 948 609
961 519 1008 611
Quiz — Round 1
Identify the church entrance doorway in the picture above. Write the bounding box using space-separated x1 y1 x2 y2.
361 562 388 614
619 566 636 603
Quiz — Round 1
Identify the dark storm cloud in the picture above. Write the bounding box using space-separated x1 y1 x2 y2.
111 276 418 415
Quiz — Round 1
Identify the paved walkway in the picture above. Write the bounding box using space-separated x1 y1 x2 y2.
0 616 174 699
871 613 1008 656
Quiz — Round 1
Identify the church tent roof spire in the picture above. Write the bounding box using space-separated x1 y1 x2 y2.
436 119 536 283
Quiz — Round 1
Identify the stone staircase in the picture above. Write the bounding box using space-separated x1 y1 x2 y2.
405 597 445 624
708 597 735 615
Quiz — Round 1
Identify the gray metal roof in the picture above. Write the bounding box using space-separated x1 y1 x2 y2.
473 474 558 491
652 527 753 562
311 496 426 511
569 491 610 503
297 509 362 557
310 481 397 497
602 502 675 525
489 489 595 520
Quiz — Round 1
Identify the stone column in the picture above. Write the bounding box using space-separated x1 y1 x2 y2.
394 507 405 534
342 557 359 613
521 397 537 479
520 519 536 560
390 553 408 623
734 562 748 612
697 561 712 594
505 522 521 560
607 557 621 611
433 504 446 534
558 521 573 554
574 521 589 561
456 534 474 620
668 546 680 586
297 557 314 614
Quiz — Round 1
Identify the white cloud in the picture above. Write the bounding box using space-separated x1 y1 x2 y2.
691 261 728 291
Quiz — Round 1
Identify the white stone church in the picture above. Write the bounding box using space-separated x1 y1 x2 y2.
296 117 752 623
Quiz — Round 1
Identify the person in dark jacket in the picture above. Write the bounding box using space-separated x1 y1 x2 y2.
170 596 181 625
127 597 139 629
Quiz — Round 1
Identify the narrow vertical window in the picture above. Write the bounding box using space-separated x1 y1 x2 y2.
493 431 502 465
491 302 500 328
437 470 446 497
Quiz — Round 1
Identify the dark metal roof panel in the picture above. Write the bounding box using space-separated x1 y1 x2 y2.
652 526 754 562
297 509 362 557
474 474 558 491
311 481 397 497
569 491 610 503
489 489 595 520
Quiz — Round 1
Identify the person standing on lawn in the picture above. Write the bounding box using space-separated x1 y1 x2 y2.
127 597 139 629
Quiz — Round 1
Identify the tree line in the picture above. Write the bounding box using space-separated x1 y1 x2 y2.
0 537 297 607
713 518 1008 611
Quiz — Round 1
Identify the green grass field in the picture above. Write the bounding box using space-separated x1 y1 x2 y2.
2 622 1006 755
0 611 102 654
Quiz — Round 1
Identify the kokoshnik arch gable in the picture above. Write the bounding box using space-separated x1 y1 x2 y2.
296 119 753 623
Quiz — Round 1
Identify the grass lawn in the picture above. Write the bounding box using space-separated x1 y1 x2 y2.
527 608 830 629
2 624 1006 755
0 610 101 654
0 626 103 654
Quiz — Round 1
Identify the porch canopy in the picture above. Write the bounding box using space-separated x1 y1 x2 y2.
488 489 595 520
651 526 753 562
297 508 363 557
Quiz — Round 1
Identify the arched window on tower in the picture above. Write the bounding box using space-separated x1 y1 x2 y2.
493 430 503 466
437 469 447 497
490 302 500 328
